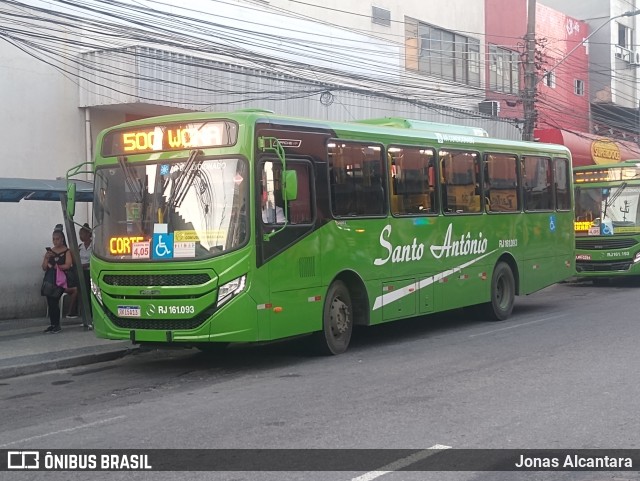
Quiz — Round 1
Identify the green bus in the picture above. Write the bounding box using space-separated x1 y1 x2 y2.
82 110 575 354
574 161 640 279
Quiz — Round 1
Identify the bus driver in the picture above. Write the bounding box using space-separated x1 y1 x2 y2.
261 189 285 224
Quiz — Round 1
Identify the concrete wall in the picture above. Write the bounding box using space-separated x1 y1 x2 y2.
0 40 86 318
262 0 484 43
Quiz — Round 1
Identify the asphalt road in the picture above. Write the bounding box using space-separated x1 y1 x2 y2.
2 279 640 481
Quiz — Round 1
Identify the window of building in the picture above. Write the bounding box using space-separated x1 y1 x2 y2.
489 45 520 94
574 79 584 96
617 22 633 49
329 141 386 217
543 70 556 88
388 146 437 215
406 18 480 86
372 6 391 27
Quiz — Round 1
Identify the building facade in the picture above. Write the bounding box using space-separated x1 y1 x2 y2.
539 0 640 143
484 0 591 132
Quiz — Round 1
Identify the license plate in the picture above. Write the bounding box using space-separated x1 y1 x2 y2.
117 305 141 317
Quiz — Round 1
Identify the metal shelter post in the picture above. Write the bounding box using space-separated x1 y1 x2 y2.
60 193 92 329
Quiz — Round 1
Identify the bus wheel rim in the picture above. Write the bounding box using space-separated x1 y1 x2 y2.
496 277 505 307
329 297 349 337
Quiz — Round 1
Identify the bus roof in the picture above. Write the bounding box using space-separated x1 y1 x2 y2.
351 117 489 137
97 109 572 158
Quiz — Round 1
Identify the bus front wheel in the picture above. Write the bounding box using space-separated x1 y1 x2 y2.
313 280 353 355
484 262 515 321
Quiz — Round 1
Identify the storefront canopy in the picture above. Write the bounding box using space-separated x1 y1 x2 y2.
535 128 640 167
0 178 93 203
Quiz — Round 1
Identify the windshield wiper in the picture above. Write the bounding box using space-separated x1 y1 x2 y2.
166 149 204 211
603 182 627 219
117 156 143 204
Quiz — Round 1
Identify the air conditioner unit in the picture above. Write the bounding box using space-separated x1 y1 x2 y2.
478 100 500 116
631 50 640 66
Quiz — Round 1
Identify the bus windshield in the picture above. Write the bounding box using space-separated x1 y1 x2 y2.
575 184 640 236
93 154 249 260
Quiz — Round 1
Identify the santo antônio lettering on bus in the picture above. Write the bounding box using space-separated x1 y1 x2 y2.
374 223 489 265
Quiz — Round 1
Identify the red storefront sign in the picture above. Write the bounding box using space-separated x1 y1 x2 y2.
535 128 640 166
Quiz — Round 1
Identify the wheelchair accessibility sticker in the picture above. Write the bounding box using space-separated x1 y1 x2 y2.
549 215 556 232
601 220 614 236
153 233 174 259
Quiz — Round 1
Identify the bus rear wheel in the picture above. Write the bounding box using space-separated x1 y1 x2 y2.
483 262 515 321
313 280 353 355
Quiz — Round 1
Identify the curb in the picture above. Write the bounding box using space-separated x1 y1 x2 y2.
0 344 139 380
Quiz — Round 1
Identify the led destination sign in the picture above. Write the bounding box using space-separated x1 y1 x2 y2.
101 121 238 156
575 165 640 183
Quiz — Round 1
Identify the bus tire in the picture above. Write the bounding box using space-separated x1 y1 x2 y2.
313 280 353 355
484 262 515 321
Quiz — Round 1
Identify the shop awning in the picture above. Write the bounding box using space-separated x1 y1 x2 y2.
0 178 93 203
535 128 640 167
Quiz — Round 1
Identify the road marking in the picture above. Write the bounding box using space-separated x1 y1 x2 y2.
468 315 569 338
350 444 451 481
0 415 126 447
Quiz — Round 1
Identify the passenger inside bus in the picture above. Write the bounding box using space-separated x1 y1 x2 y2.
261 187 285 224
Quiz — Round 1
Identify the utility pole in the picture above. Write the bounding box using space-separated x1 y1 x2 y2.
522 0 537 141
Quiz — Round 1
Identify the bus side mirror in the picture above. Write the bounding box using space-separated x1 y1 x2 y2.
282 170 298 201
67 182 76 219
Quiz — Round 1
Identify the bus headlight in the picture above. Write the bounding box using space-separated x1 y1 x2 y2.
217 275 247 307
634 252 640 264
90 278 103 306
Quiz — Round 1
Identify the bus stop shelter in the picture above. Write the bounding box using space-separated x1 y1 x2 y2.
0 177 93 328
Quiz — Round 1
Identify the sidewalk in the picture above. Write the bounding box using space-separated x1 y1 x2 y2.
0 316 138 380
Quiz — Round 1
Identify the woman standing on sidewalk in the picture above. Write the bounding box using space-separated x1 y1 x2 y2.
41 225 77 333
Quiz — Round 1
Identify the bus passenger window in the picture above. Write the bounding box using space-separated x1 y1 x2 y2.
522 156 553 211
484 153 519 212
388 146 436 216
440 149 481 214
328 141 385 217
555 158 571 211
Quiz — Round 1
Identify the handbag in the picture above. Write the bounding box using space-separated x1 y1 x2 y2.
55 265 68 289
41 268 64 299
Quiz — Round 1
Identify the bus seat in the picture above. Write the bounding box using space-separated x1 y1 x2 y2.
489 189 518 212
357 185 384 215
332 183 356 215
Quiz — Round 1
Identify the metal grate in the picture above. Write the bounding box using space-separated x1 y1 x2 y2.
298 257 315 278
576 261 632 272
103 273 211 286
575 238 638 250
